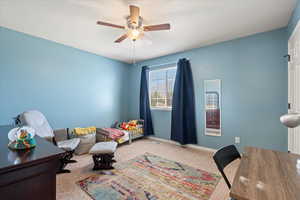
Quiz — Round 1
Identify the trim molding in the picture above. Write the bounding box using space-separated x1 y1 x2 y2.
146 136 217 153
290 19 300 41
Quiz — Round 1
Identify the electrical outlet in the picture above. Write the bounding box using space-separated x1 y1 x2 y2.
235 137 240 144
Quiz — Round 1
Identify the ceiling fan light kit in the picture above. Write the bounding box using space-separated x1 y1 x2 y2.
126 15 143 41
96 5 171 43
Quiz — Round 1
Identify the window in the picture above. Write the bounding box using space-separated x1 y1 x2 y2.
149 67 177 110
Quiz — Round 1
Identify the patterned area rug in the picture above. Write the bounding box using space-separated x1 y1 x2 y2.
77 153 221 200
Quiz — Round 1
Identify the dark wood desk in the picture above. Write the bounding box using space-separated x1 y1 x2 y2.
230 147 300 200
0 125 64 200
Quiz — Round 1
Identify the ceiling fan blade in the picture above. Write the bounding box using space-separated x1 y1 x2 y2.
97 21 125 29
144 23 171 31
114 34 128 43
130 5 140 25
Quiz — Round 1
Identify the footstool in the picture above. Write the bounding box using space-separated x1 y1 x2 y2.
89 141 118 170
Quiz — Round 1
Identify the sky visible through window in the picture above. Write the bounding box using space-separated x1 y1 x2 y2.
149 67 176 109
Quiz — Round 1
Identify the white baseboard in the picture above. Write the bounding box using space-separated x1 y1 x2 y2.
146 136 216 153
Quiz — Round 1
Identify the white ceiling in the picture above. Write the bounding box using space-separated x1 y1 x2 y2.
0 0 296 63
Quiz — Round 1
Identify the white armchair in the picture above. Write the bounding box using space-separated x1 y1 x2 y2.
18 110 80 173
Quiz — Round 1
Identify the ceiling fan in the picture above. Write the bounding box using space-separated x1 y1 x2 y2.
96 5 171 43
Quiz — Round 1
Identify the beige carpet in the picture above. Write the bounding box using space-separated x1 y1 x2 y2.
56 138 239 200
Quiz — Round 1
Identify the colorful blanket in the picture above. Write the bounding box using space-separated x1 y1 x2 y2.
97 128 125 140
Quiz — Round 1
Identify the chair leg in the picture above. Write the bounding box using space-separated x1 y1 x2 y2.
57 150 76 174
65 150 75 161
57 158 68 174
57 169 71 174
67 160 77 163
92 153 115 170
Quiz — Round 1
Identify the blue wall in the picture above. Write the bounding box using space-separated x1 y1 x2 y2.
0 27 130 128
128 28 288 152
288 0 300 37
0 23 292 152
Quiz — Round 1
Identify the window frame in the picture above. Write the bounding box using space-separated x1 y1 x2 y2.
148 66 177 111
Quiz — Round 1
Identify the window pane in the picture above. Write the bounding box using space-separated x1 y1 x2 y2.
150 80 158 98
149 67 176 109
156 79 166 91
167 98 172 107
157 98 166 106
151 70 165 80
167 68 176 79
167 79 174 97
151 98 158 107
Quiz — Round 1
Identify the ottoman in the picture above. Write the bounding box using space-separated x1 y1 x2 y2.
89 141 118 170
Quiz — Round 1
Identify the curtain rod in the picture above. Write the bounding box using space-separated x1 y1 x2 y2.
147 58 190 69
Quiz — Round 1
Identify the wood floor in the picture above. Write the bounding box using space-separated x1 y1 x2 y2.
56 138 239 200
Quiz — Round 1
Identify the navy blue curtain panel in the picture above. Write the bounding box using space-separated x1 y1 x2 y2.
140 66 154 136
171 58 197 145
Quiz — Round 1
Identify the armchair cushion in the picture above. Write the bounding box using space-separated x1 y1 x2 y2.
74 133 96 155
89 141 117 155
57 138 80 151
53 129 68 142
